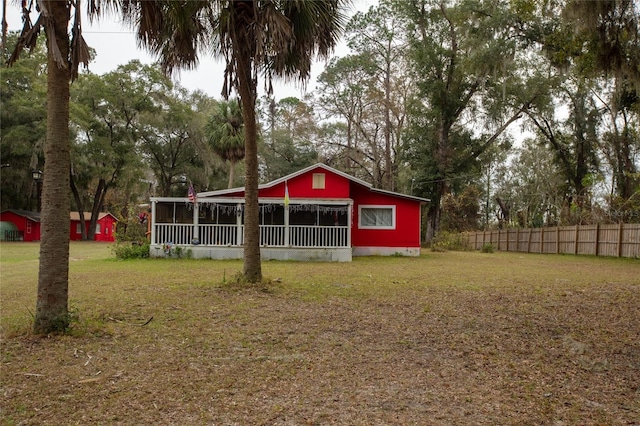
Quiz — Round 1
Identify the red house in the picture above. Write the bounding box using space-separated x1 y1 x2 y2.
0 210 117 242
148 163 429 261
69 212 118 242
0 210 41 242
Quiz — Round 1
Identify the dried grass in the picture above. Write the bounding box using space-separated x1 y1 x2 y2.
1 242 639 425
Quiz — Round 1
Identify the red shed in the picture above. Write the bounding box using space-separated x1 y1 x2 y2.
148 163 428 261
0 210 41 241
69 212 118 242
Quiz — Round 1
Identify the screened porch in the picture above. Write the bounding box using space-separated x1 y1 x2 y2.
150 198 352 249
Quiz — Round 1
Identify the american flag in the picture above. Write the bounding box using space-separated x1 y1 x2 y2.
188 183 197 204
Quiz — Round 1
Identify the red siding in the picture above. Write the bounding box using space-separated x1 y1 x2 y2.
95 216 117 242
202 165 424 250
350 183 421 248
0 211 41 241
1 211 117 242
259 167 351 199
69 215 117 242
70 220 81 241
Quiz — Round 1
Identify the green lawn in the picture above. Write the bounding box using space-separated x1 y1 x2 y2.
1 242 639 425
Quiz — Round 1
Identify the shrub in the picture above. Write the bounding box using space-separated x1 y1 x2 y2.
430 231 472 252
113 241 150 259
115 216 148 242
481 243 495 253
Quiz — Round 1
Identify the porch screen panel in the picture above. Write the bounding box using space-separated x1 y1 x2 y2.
199 203 238 224
198 203 240 245
174 203 194 224
155 203 174 223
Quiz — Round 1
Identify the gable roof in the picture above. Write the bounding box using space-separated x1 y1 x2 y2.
69 212 118 222
198 163 430 203
1 209 41 222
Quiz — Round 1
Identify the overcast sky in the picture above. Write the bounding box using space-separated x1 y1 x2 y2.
5 0 375 100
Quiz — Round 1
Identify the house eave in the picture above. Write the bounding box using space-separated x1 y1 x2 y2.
150 196 353 205
195 163 430 204
369 187 430 203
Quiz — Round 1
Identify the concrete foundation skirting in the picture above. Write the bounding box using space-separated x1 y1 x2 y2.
351 246 421 257
150 245 352 262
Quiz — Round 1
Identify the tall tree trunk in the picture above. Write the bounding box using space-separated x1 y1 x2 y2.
235 43 262 283
34 0 71 334
69 171 88 240
228 161 236 189
383 53 393 191
88 178 107 238
425 177 446 244
1 0 7 55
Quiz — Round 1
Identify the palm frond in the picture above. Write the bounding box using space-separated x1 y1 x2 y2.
7 5 40 66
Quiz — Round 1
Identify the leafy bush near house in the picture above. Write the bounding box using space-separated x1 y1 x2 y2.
430 231 472 252
481 243 495 253
113 241 150 259
115 215 148 242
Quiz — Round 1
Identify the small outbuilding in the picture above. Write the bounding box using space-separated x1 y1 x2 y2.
0 210 118 242
0 210 41 241
69 212 118 242
148 163 429 261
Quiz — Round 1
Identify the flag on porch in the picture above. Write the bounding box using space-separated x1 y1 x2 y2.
188 183 197 204
284 181 290 207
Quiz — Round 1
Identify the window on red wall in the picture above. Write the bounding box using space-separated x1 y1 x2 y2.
26 221 32 234
358 205 396 230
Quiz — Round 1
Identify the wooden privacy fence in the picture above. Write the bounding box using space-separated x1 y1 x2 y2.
465 223 640 258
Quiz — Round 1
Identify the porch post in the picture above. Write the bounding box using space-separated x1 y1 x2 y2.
192 202 199 243
347 203 352 248
150 200 157 245
284 204 290 246
236 203 243 245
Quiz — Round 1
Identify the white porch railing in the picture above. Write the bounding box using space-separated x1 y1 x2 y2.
154 223 193 245
199 224 240 246
289 225 349 247
260 225 286 246
153 223 349 248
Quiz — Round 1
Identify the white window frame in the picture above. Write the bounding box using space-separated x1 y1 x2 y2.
358 205 396 230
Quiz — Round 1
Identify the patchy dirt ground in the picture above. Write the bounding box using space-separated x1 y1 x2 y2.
1 250 639 425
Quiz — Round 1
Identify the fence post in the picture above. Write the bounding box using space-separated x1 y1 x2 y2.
594 223 599 256
617 222 623 258
506 229 510 252
497 229 501 251
540 227 544 253
556 227 559 254
574 225 579 255
528 228 533 253
516 228 520 252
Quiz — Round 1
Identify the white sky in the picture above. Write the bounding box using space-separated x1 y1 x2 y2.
5 0 375 100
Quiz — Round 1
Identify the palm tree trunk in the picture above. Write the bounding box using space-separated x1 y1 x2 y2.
1 0 7 55
235 49 262 283
34 0 71 334
228 161 236 189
